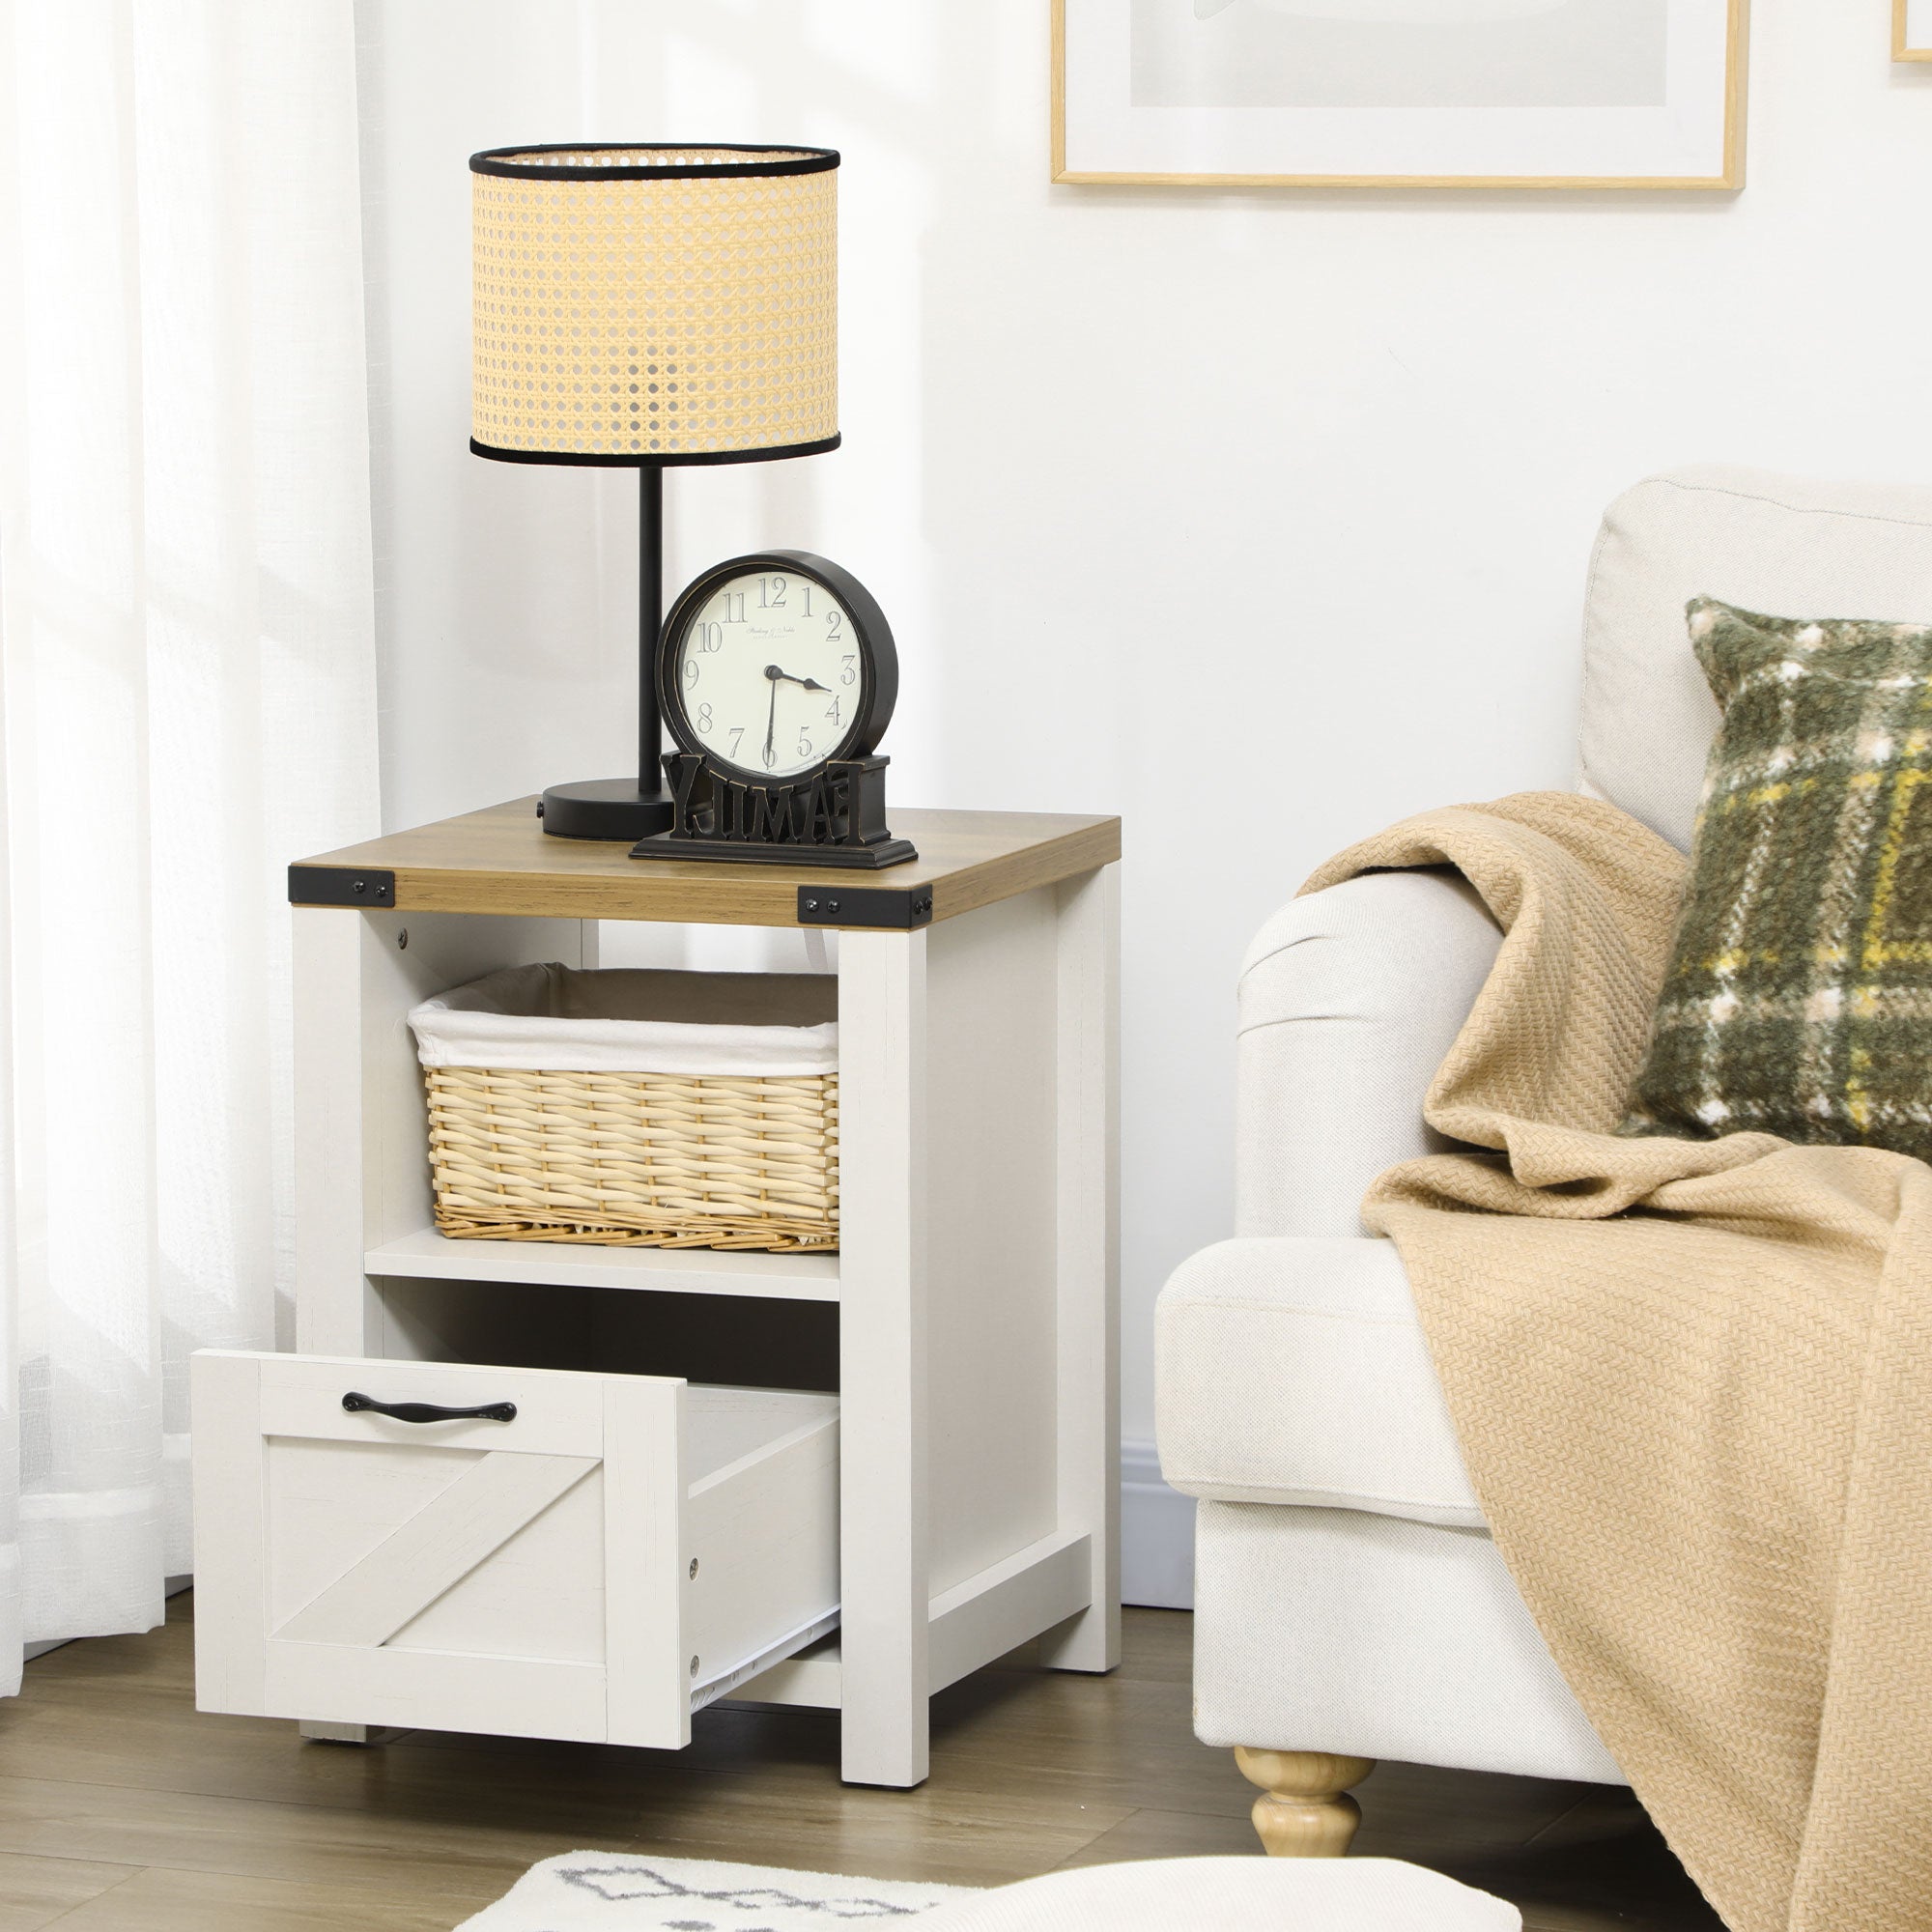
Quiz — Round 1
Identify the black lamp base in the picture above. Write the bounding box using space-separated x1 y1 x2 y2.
537 778 676 841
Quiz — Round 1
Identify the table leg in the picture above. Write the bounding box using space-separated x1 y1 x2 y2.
1040 864 1122 1674
836 929 931 1786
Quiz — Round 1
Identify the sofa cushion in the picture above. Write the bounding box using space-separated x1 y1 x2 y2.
1580 467 1932 853
1154 1235 1484 1529
1624 597 1932 1157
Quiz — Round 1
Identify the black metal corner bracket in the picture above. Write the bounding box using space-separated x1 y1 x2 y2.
796 885 934 930
289 866 396 909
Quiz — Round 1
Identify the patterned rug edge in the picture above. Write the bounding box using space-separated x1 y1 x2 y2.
455 1849 977 1928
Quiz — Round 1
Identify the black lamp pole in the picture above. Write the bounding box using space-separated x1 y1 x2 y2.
536 466 677 841
637 465 664 798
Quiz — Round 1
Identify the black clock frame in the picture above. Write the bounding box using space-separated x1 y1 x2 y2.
656 550 897 778
630 550 916 869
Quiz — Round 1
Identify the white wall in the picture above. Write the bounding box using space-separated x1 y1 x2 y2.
355 0 1932 1478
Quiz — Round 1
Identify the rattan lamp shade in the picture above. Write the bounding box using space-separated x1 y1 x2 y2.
470 144 838 467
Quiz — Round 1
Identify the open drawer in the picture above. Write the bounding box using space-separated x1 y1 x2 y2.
190 1352 838 1748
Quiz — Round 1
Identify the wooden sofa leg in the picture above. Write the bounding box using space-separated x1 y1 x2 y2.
1235 1747 1376 1857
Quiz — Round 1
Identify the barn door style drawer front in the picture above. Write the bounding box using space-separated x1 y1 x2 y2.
191 1352 838 1749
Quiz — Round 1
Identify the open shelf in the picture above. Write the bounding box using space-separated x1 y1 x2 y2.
364 1227 841 1302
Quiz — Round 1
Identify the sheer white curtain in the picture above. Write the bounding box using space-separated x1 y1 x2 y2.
0 1 378 1685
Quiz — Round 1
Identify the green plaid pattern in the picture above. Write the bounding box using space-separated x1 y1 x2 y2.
1623 597 1932 1159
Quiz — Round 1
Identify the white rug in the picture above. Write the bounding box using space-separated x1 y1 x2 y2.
456 1852 972 1930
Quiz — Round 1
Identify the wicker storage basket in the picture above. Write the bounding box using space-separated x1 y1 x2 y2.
408 965 838 1253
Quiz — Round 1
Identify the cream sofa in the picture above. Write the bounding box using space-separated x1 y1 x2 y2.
1155 466 1932 1854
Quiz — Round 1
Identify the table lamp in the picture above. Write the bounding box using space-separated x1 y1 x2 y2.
469 143 840 839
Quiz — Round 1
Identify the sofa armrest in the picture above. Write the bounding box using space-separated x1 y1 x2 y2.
1237 868 1502 1237
1155 1235 1482 1526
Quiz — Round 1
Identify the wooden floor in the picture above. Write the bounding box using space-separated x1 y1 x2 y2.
0 1597 1719 1931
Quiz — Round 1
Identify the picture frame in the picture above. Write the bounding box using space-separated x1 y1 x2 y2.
1896 0 1932 61
1052 0 1750 191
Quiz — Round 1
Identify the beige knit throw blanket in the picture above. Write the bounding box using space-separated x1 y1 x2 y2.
1302 792 1932 1932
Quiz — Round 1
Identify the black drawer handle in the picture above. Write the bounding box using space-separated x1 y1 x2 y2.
341 1391 518 1425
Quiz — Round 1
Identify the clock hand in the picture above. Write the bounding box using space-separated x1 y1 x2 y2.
763 666 780 765
772 668 830 693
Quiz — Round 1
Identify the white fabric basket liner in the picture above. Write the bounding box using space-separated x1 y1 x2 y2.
409 963 838 1079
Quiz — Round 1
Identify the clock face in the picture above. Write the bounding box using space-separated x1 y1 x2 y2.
666 560 878 781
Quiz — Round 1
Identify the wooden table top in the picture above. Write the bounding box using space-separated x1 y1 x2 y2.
291 799 1121 928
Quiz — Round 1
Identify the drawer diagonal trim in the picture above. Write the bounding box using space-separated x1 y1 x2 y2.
273 1451 600 1649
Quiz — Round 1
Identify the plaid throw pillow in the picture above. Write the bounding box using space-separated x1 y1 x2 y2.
1623 596 1932 1159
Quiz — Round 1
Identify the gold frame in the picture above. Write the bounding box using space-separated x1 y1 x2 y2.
1896 0 1932 61
1050 0 1750 190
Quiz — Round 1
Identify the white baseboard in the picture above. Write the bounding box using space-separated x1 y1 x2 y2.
1121 1438 1194 1609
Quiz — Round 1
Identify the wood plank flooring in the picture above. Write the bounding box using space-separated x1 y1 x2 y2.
0 1597 1719 1931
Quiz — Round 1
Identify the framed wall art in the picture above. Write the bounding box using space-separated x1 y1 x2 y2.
1896 0 1932 61
1051 0 1750 190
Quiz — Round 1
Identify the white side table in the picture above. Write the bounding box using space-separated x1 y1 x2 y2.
191 800 1121 1788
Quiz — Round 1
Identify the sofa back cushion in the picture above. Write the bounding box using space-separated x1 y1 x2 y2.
1580 467 1932 852
1622 597 1932 1157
